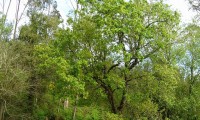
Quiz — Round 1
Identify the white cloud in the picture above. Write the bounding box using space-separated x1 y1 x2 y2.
0 0 29 24
164 0 196 23
1 0 196 25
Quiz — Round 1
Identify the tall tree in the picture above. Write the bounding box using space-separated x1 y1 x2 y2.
58 0 180 114
0 41 29 119
179 23 200 119
13 0 29 40
17 0 62 115
182 23 200 94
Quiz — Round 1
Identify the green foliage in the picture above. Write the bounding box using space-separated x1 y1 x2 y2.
34 43 85 97
124 63 180 119
19 13 61 44
66 0 181 115
1 0 200 119
0 41 29 119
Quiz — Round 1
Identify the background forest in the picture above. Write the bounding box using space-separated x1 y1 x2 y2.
0 0 200 119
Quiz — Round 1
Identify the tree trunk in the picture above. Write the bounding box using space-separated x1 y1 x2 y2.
107 89 117 114
117 87 127 112
13 0 21 40
72 95 78 120
189 62 194 95
0 101 5 120
27 76 36 113
4 0 12 23
188 57 194 120
117 75 128 113
64 98 69 109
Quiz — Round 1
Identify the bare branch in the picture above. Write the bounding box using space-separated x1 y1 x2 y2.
143 47 160 59
107 63 120 73
18 1 30 22
128 58 139 70
70 0 75 10
13 0 21 40
1 0 12 25
2 0 5 13
146 20 168 28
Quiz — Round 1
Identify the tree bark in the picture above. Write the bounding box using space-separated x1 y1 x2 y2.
189 55 194 95
0 101 5 120
72 95 78 120
27 76 36 113
117 77 128 112
13 0 21 40
4 0 12 23
107 88 117 114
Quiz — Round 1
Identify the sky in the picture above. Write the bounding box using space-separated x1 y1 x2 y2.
0 0 197 25
55 0 196 24
164 0 196 23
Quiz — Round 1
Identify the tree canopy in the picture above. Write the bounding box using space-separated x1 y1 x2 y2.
0 0 200 119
